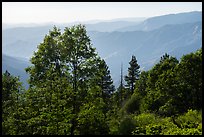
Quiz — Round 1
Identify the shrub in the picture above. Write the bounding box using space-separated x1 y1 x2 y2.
132 113 157 135
122 93 141 114
118 116 136 135
175 109 202 129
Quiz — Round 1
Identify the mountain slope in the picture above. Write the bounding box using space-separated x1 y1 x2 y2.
2 20 144 58
2 26 53 58
2 11 202 87
84 20 145 32
2 22 201 87
118 11 202 32
88 21 202 85
2 54 30 89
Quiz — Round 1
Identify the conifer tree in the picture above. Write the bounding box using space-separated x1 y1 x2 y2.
2 71 24 135
125 55 140 95
98 59 115 106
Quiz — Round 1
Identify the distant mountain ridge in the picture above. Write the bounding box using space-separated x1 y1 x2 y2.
2 11 202 87
117 11 202 32
2 54 30 89
88 21 202 85
3 17 146 30
2 19 145 58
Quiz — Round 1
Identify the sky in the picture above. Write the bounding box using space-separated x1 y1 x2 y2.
2 2 202 24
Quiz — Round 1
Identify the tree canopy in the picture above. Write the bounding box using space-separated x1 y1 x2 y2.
2 24 202 135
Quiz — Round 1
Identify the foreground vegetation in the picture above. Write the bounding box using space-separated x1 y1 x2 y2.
2 25 202 135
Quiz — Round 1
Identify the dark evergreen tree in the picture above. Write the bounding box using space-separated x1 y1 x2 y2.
2 71 24 135
125 55 140 95
98 59 115 112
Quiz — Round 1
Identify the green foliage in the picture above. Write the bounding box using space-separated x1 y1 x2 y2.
146 124 162 135
165 127 202 135
113 84 129 107
77 98 109 135
134 71 148 97
107 116 120 135
122 92 141 114
143 54 179 114
106 106 121 135
174 109 202 129
118 116 136 135
132 113 163 135
133 113 157 125
15 24 116 135
2 23 202 135
132 110 202 135
125 55 140 95
96 59 115 113
137 49 202 116
164 110 202 135
173 49 202 112
2 71 25 135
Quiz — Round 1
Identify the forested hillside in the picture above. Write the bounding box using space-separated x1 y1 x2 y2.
2 25 202 135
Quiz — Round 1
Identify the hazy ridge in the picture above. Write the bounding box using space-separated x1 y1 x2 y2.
2 11 202 87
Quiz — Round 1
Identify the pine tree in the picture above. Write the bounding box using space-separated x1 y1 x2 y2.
2 71 24 135
98 59 115 106
125 55 140 95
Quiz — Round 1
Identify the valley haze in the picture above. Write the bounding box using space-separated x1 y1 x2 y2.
2 11 202 89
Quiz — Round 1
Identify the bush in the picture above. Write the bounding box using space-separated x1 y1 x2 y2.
163 109 202 135
122 93 141 114
108 117 120 135
118 116 136 135
132 113 157 135
115 110 202 135
77 102 109 135
146 124 162 135
165 127 202 135
175 109 202 129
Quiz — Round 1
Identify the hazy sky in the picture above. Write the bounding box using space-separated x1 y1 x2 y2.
2 2 202 24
